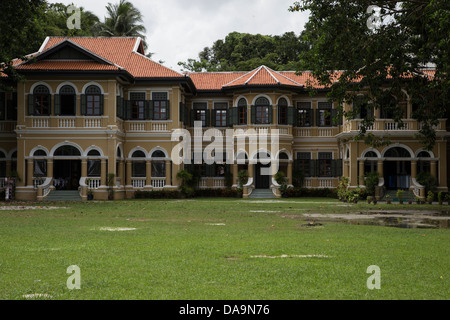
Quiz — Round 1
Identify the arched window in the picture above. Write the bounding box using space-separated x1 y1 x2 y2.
238 98 247 125
278 152 289 160
29 85 51 116
278 98 288 125
33 150 47 157
384 147 410 158
33 149 47 178
56 85 76 116
132 150 146 178
54 145 81 157
252 97 271 124
82 85 103 116
86 149 101 177
151 150 166 158
132 150 146 158
364 151 378 158
151 150 166 177
87 149 101 157
417 151 431 158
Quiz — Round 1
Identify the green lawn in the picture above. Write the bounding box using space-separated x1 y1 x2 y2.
0 198 448 300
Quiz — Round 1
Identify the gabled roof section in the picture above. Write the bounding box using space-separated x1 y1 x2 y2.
223 65 304 88
15 37 185 79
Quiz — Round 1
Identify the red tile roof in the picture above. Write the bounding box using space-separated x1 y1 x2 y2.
15 37 185 79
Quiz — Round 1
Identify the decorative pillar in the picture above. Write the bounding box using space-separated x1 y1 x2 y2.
118 161 124 186
27 159 34 187
430 160 437 179
343 160 349 178
232 163 238 187
100 159 107 186
165 160 171 186
411 160 417 180
359 160 365 186
146 160 152 186
287 161 293 185
81 159 87 178
248 162 254 183
377 160 384 177
126 160 132 186
47 160 53 179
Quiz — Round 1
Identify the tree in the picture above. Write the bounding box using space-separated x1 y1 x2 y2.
93 0 148 50
178 31 308 72
289 0 449 150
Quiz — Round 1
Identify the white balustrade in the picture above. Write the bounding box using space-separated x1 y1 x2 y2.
318 128 333 137
151 178 166 189
129 122 145 132
87 178 101 189
32 118 49 128
84 118 102 128
151 123 168 132
132 178 146 188
58 118 76 128
384 122 408 130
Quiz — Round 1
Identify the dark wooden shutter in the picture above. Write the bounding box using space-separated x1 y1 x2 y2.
190 109 195 127
309 159 317 177
179 102 185 124
99 94 104 115
205 109 210 127
268 106 273 124
80 94 86 115
28 94 34 116
125 100 131 120
211 109 216 127
288 106 296 126
54 94 61 115
251 105 256 124
165 100 170 120
316 109 321 127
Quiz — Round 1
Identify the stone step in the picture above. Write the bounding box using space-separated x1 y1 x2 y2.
249 189 276 199
44 190 81 201
383 189 416 202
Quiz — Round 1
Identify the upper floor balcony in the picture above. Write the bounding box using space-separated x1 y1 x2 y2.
341 118 447 134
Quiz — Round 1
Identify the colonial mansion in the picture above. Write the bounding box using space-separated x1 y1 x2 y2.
0 37 448 200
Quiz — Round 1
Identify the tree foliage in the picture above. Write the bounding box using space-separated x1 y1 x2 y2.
178 31 309 72
93 0 148 51
289 0 449 150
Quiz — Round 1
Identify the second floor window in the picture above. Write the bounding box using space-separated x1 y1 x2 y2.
278 98 288 125
130 92 146 120
295 152 311 177
238 98 247 125
85 85 102 116
317 102 332 127
214 103 228 127
31 85 51 116
192 102 208 127
58 85 76 116
252 97 271 124
152 92 169 120
297 102 312 127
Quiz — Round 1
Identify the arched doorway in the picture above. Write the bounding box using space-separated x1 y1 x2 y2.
254 152 271 189
53 145 82 190
383 146 411 190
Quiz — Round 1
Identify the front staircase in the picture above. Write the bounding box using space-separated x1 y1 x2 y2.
43 190 82 202
248 189 276 199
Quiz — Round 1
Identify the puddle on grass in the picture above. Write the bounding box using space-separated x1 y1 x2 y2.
298 210 450 229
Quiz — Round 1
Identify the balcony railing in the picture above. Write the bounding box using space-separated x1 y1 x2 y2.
124 121 171 133
343 119 446 133
24 116 109 129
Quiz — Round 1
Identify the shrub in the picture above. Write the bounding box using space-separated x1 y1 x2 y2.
365 172 379 197
337 177 349 201
417 171 437 194
396 189 404 203
237 171 249 188
426 190 434 204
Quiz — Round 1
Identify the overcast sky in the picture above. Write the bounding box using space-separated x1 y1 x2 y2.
48 0 310 72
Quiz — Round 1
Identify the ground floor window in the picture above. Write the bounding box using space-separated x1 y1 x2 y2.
87 160 101 177
318 152 332 177
34 159 47 177
132 161 146 177
151 161 166 177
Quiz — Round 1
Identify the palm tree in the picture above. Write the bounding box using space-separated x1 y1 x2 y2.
94 0 148 50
